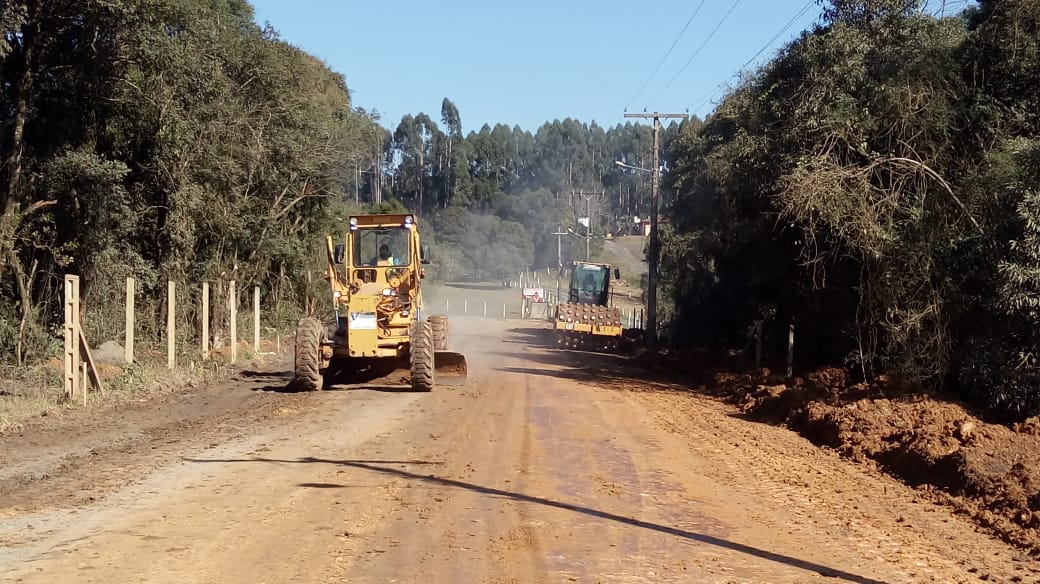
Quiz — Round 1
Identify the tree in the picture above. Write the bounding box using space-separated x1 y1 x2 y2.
429 208 533 280
658 0 1040 417
0 0 382 363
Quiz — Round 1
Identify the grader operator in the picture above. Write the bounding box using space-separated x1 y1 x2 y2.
292 213 466 392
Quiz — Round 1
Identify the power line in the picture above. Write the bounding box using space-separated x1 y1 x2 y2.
689 84 726 113
739 0 815 69
623 0 708 112
686 0 819 113
645 0 742 109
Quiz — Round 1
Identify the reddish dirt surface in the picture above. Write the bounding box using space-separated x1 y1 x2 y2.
704 365 1040 559
0 318 1037 583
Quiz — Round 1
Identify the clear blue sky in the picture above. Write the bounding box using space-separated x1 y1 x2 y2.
249 0 822 132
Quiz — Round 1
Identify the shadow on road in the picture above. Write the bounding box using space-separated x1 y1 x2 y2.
496 325 724 395
240 370 292 379
184 455 885 584
244 367 417 393
239 370 295 393
443 282 507 291
330 384 415 393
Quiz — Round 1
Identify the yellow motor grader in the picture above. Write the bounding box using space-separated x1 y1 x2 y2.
553 261 624 351
293 213 467 392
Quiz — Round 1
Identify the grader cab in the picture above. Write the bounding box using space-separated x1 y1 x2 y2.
292 213 467 392
553 261 624 351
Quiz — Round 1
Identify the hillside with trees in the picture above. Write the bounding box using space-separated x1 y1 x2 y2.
0 1 677 368
363 103 683 279
5 0 1039 421
0 0 385 364
5 1 1040 572
660 0 1040 417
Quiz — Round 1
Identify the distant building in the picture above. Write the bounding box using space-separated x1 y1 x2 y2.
640 219 669 237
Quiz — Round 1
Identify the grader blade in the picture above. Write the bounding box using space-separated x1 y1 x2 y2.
434 351 468 385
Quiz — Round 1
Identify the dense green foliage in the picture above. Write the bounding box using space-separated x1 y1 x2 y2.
11 0 1037 420
0 0 382 362
662 0 1040 417
0 0 673 365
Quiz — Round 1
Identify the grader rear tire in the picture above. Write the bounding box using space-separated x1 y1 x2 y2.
410 320 435 392
429 315 448 351
294 318 324 391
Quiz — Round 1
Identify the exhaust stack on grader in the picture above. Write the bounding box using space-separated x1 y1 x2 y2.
293 213 467 392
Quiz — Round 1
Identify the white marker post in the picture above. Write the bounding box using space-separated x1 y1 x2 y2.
125 277 134 364
253 286 261 356
167 280 176 370
202 282 210 358
229 280 237 363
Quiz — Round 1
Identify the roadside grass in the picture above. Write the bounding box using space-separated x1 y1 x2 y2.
0 338 284 434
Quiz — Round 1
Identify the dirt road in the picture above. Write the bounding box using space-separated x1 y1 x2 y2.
0 317 1034 583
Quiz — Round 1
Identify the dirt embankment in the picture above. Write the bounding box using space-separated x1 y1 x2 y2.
639 350 1040 557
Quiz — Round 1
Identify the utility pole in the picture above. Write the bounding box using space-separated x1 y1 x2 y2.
583 191 592 262
573 190 604 263
624 112 688 350
552 230 566 269
553 226 569 301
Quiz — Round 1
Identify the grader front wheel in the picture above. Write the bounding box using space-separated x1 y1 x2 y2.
410 320 435 392
293 318 324 391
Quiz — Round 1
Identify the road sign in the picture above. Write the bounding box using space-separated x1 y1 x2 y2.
522 287 545 302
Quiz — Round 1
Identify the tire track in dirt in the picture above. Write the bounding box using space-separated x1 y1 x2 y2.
498 327 1036 582
335 319 547 584
616 385 1040 583
484 357 547 584
0 366 309 519
0 318 1034 583
0 382 428 582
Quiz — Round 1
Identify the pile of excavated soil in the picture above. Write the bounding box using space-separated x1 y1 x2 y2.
699 366 1040 556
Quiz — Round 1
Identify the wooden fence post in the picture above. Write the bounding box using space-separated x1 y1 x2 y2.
787 323 795 378
202 282 210 358
253 286 261 356
167 281 176 369
64 275 80 401
229 280 237 363
125 277 134 364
